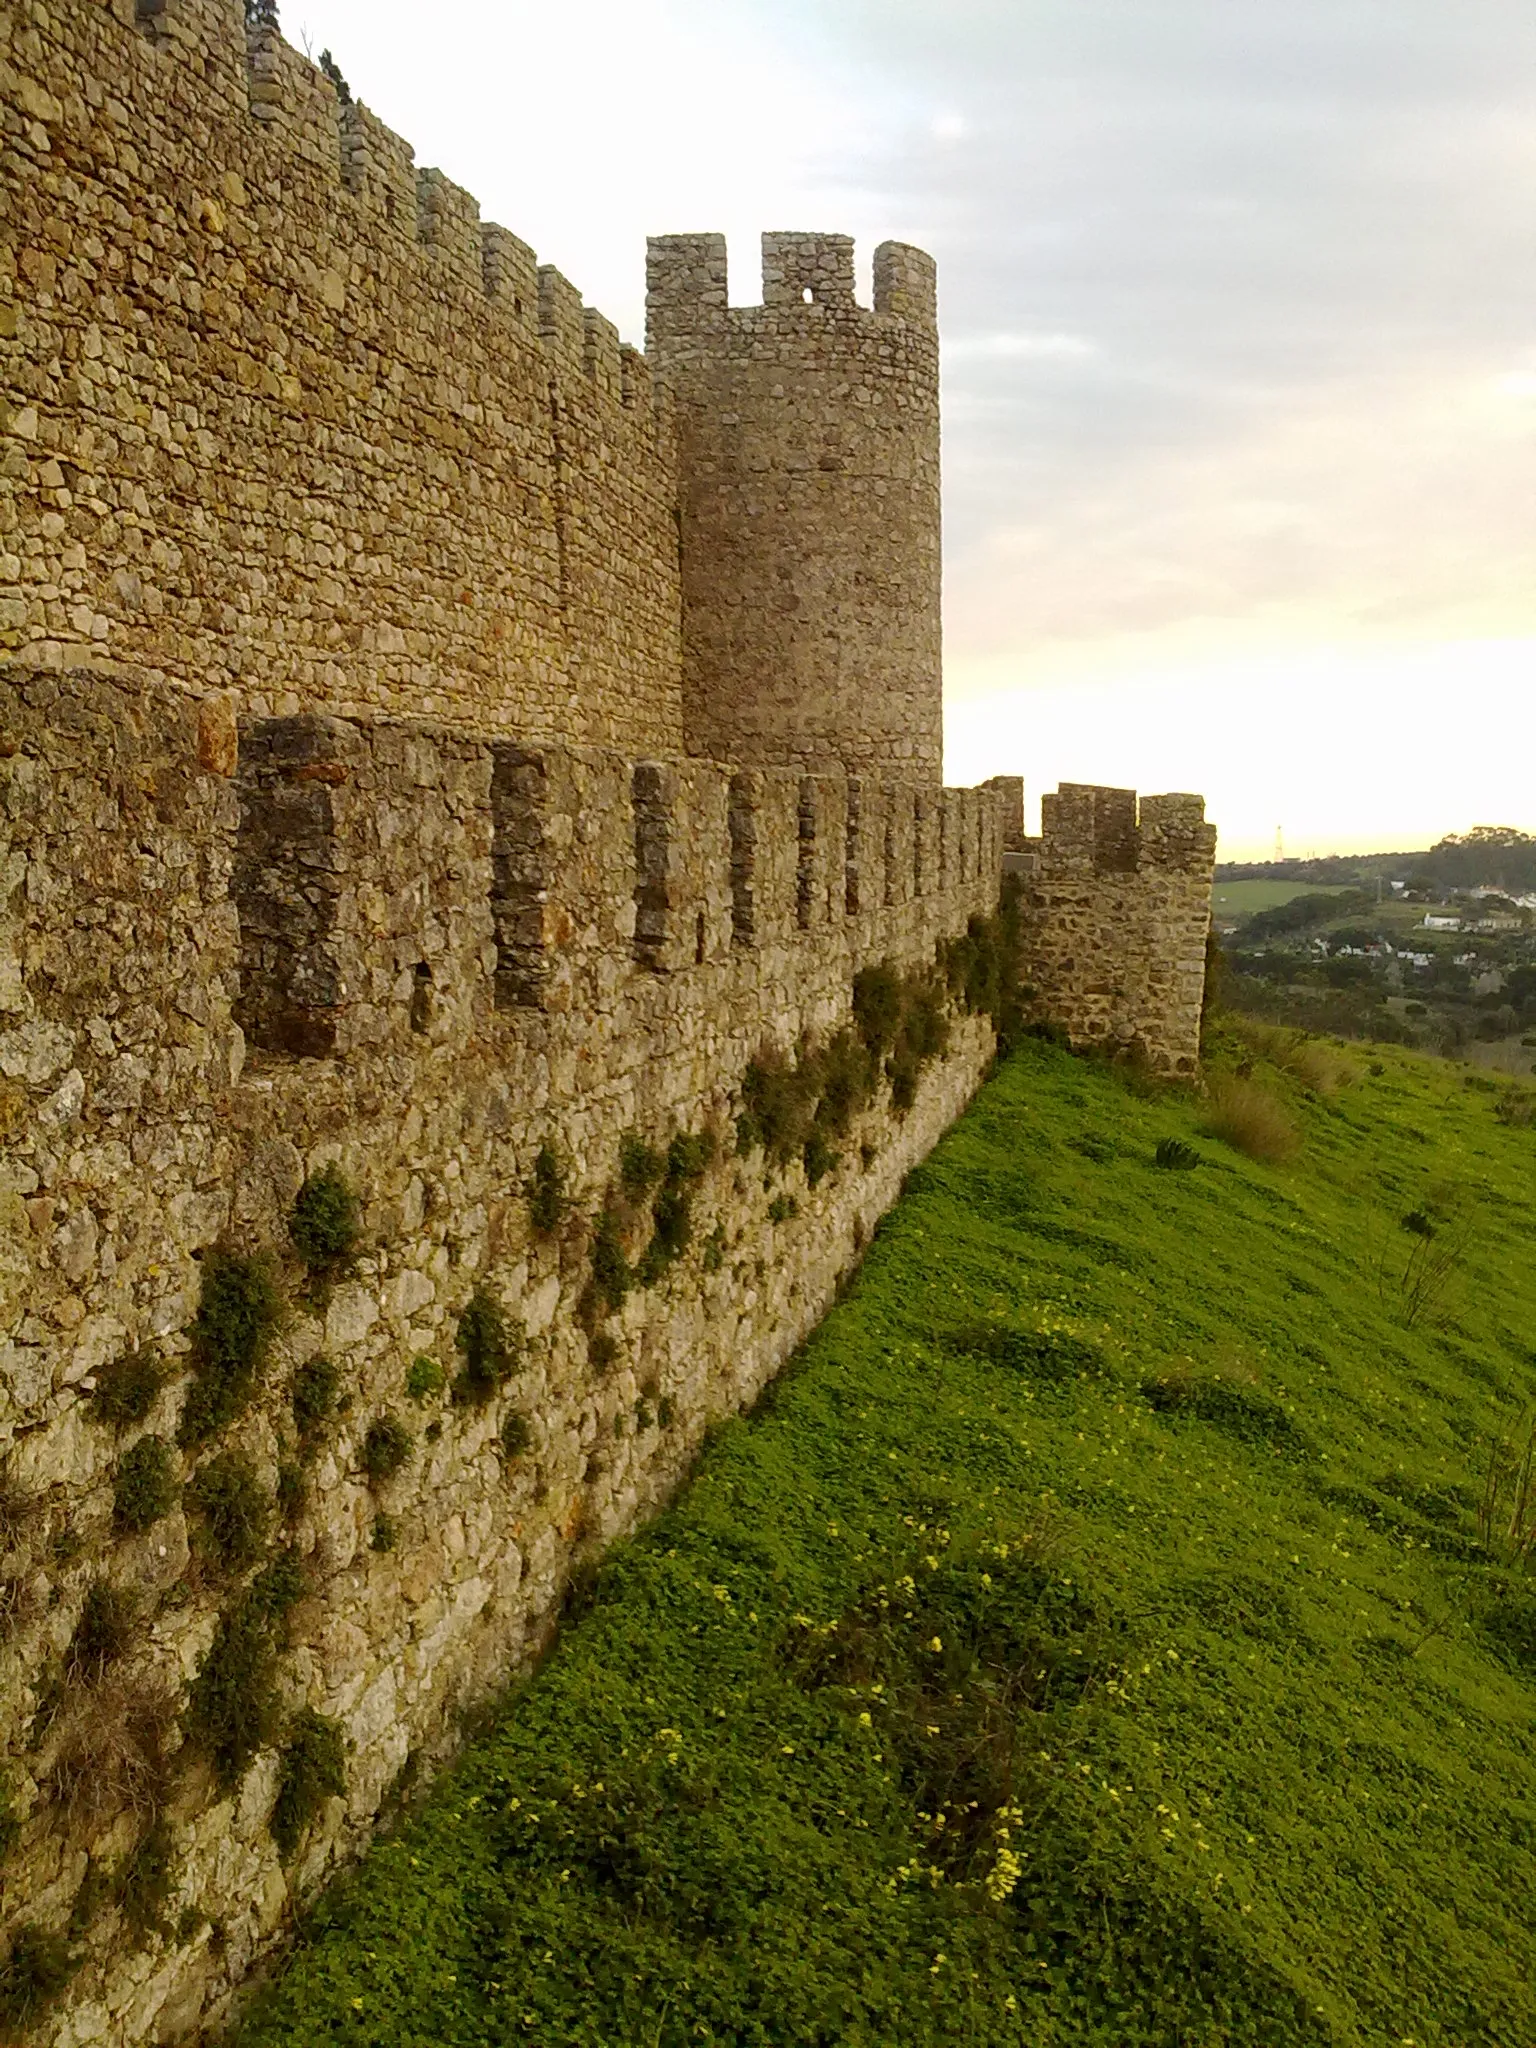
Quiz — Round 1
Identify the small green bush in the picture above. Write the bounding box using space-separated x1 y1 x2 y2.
500 1410 532 1462
803 1130 839 1187
120 1818 176 1936
0 1923 75 2032
181 1251 281 1444
813 1029 872 1138
454 1290 520 1404
270 1708 346 1859
361 1412 412 1484
113 1435 179 1534
527 1143 568 1235
406 1353 446 1402
87 1350 162 1429
289 1164 360 1272
187 1553 306 1790
768 1193 799 1225
589 1211 633 1314
888 1050 920 1113
589 1331 619 1375
1154 1137 1201 1171
276 1461 307 1522
292 1354 340 1437
0 1771 19 1862
188 1452 270 1571
371 1513 397 1554
619 1133 664 1196
647 1183 692 1267
66 1579 135 1684
702 1223 727 1275
852 962 904 1055
666 1130 714 1183
656 1394 676 1428
737 1050 816 1162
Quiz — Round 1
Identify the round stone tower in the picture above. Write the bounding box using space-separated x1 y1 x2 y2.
646 231 942 783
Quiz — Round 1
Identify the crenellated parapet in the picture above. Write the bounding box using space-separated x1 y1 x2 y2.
0 0 682 751
0 659 1007 2045
1015 783 1218 1073
646 232 943 782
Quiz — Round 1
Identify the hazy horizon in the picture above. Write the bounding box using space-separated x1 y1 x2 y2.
285 0 1536 860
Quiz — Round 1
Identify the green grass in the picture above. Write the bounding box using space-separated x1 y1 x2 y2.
1211 881 1356 920
239 1036 1536 2048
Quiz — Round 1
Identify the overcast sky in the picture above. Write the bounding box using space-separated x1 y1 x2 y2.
290 0 1535 858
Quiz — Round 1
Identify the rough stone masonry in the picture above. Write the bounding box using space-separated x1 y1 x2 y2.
0 4 1214 2040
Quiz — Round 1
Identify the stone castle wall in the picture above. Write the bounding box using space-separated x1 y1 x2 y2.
0 0 685 752
648 232 943 782
1014 782 1217 1075
0 9 1215 2038
0 659 1004 2044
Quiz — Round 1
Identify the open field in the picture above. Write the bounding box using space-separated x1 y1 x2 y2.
239 1036 1536 2048
1211 881 1357 920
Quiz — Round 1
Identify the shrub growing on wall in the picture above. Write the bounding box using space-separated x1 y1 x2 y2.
187 1453 270 1572
292 1355 340 1440
0 1923 75 2034
270 1710 346 1860
289 1165 360 1275
588 1211 633 1314
113 1436 179 1534
87 1351 162 1429
361 1413 412 1484
187 1552 306 1791
181 1252 281 1444
453 1290 520 1405
527 1144 568 1236
65 1581 134 1685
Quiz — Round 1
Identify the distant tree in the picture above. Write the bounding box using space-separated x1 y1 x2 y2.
1244 890 1371 945
245 0 280 31
1422 827 1536 895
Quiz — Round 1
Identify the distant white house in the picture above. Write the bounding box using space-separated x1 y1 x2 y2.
1422 914 1461 931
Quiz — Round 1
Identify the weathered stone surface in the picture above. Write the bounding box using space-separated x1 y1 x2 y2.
1011 783 1217 1075
0 662 1005 2044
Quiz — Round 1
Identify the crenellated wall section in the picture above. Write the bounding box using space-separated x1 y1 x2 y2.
1013 782 1217 1075
0 660 1005 2044
0 0 684 751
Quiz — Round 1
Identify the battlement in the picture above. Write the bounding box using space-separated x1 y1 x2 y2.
1017 784 1218 1073
647 231 939 347
1037 783 1215 876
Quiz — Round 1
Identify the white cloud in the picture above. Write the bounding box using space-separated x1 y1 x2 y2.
945 332 1100 360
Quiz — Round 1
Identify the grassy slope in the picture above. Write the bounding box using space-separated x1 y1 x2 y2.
1210 881 1358 919
240 1038 1536 2048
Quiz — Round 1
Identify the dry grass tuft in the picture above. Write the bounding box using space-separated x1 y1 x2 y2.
0 1457 43 1556
1204 1075 1300 1164
0 1572 41 1645
48 1670 179 1831
1231 1018 1353 1096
